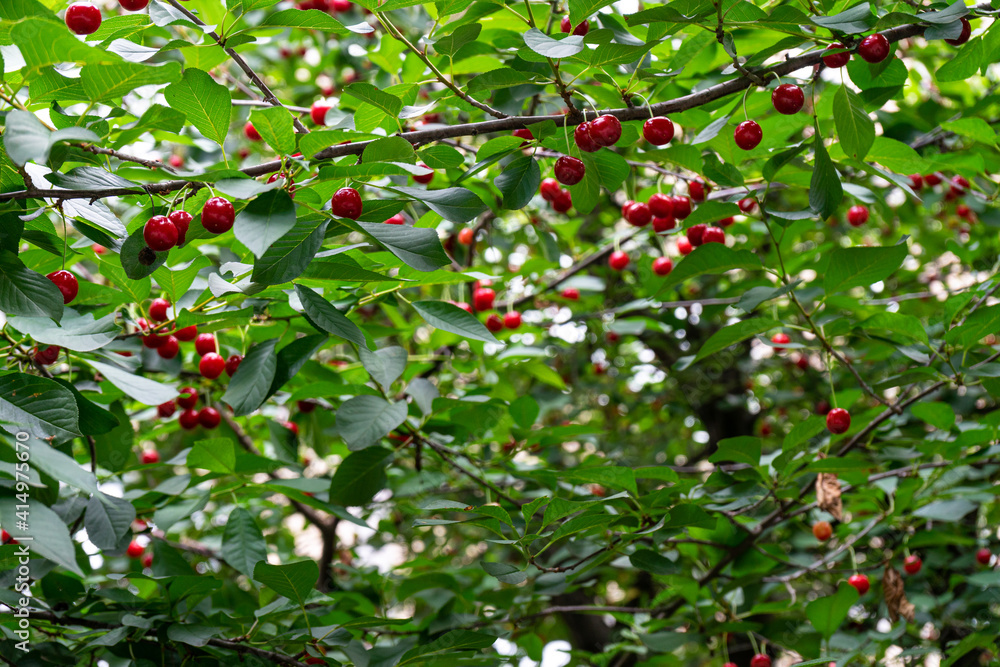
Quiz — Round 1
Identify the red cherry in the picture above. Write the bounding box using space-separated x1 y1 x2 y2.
648 193 673 218
380 213 403 225
454 301 473 313
718 216 735 227
750 655 772 667
772 83 805 115
225 354 243 377
92 244 107 254
65 3 102 35
812 521 833 541
458 227 475 246
512 128 534 145
175 325 197 342
686 224 707 246
908 174 924 190
473 287 496 311
310 102 331 125
552 188 572 213
822 43 850 68
677 236 693 255
847 205 869 227
298 400 317 413
796 354 810 370
561 288 580 300
198 407 221 429
608 251 629 271
734 120 762 150
624 202 652 227
157 401 176 418
652 216 676 233
848 573 870 594
925 173 942 186
413 163 434 184
199 353 226 379
33 345 60 365
688 181 709 202
244 122 262 141
120 0 150 10
554 156 586 185
282 421 300 435
858 33 890 63
331 187 363 219
703 227 725 244
652 257 673 276
141 450 160 464
560 16 589 36
770 332 790 351
946 17 971 46
724 663 738 667
903 554 922 574
1 529 17 545
149 298 171 322
141 553 153 568
142 328 166 349
202 197 235 234
826 407 851 434
540 178 561 201
195 333 217 356
672 196 692 220
739 198 757 213
47 270 78 304
177 386 199 410
504 312 522 330
589 115 622 147
168 154 183 169
126 541 144 559
642 116 674 145
956 203 972 219
179 409 199 430
573 123 600 153
144 215 177 252
485 314 504 332
950 174 971 196
976 547 992 565
168 210 192 244
157 336 180 359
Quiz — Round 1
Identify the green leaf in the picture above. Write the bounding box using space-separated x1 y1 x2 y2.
249 106 297 155
911 402 955 430
468 68 538 93
388 186 488 223
0 250 65 322
8 311 117 351
811 2 873 34
940 117 998 146
363 136 416 163
253 560 319 606
3 110 99 167
84 359 178 406
235 189 297 258
937 36 983 83
709 436 762 467
509 395 539 428
222 508 268 578
0 497 83 576
358 346 408 391
163 68 232 146
222 340 278 417
834 86 875 160
823 240 908 293
523 28 584 58
694 318 780 362
84 493 136 551
251 219 329 285
400 630 499 664
806 582 858 639
655 244 762 296
121 226 168 280
357 221 451 272
258 8 349 33
188 438 238 473
914 498 977 521
330 447 392 506
80 61 182 102
344 82 402 116
294 284 370 348
494 155 540 210
419 145 464 169
0 373 81 440
412 300 499 344
809 131 842 218
432 23 481 57
480 561 527 584
337 395 408 450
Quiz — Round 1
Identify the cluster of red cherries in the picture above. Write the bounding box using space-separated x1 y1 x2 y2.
142 198 234 261
447 282 523 334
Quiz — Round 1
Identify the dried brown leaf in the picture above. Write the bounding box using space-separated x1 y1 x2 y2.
816 472 843 521
883 565 915 623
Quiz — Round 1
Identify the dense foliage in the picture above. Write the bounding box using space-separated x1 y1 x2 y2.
1 0 1000 666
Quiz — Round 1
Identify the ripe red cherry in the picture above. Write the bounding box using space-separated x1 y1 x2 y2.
175 325 197 342
589 115 622 147
310 102 331 125
554 156 586 185
724 663 738 667
157 401 176 419
126 541 144 558
652 216 676 233
858 33 890 63
822 43 850 68
552 188 572 212
177 386 199 410
561 288 580 300
672 196 691 220
157 336 179 359
946 17 971 46
168 210 192 244
688 181 709 202
750 655 772 667
149 298 170 322
848 573 870 595
282 421 300 435
560 16 589 36
512 128 534 144
200 353 226 379
772 83 805 115
202 197 235 234
950 174 970 196
903 554 922 574
195 333 216 356
47 270 79 304
734 120 762 150
144 215 177 252
826 407 851 434
141 450 160 464
485 314 504 332
34 345 60 365
677 236 693 255
643 116 674 145
298 400 317 413
413 163 434 184
244 122 262 141
812 520 833 541
504 312 522 330
770 332 790 351
909 174 924 190
455 301 473 313
458 227 475 245
847 205 869 227
956 203 972 219
686 224 707 246
120 0 150 10
573 123 600 153
179 409 199 430
66 3 102 34
976 547 992 565
225 354 243 377
1 530 17 545
718 216 735 227
331 187 363 219
141 553 153 568
739 198 757 213
385 214 405 225
473 287 495 311
198 407 221 429
925 172 942 186
608 251 629 271
653 257 673 276
540 178 561 201
624 202 652 227
648 193 673 218
702 227 725 244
